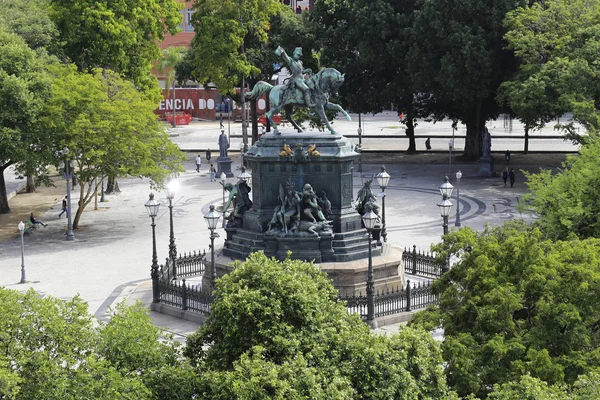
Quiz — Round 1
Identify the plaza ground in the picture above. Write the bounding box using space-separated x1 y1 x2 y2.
0 114 573 338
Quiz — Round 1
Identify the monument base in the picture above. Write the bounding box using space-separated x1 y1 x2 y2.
217 157 234 178
213 244 403 295
477 155 495 177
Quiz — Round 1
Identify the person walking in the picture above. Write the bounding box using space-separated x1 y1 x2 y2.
58 195 68 218
209 164 216 182
502 168 509 187
509 168 516 188
195 154 202 172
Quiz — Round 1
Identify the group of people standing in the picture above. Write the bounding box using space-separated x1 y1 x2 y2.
195 151 217 182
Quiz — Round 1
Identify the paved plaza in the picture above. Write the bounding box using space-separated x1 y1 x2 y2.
0 112 574 337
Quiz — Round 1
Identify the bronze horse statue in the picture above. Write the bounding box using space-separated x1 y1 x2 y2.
244 68 351 135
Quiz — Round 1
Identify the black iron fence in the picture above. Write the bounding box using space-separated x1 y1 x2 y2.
339 279 438 320
153 250 212 315
152 246 440 320
403 245 441 278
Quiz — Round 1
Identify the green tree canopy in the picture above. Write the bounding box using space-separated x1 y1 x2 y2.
185 252 456 399
0 0 60 54
0 28 53 213
0 288 191 399
48 0 182 99
42 65 185 229
412 222 600 397
408 0 522 160
502 0 600 141
523 136 600 240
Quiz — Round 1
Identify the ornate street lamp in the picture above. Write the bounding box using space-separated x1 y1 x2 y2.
145 193 160 303
437 180 454 274
362 208 379 329
448 140 454 175
204 204 221 291
455 170 462 227
165 180 179 262
375 166 390 242
59 147 75 241
238 166 251 187
18 221 26 284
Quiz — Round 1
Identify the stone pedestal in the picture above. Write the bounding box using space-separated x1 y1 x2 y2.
222 131 381 263
217 157 234 178
214 243 405 294
477 155 495 177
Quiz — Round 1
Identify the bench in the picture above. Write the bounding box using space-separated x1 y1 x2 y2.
22 219 37 235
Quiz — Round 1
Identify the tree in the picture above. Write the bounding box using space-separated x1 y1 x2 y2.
187 0 281 144
412 222 600 397
502 0 600 143
0 28 53 213
312 0 423 153
409 0 521 160
48 0 183 100
523 136 600 240
157 46 186 128
185 252 456 399
0 288 192 399
0 0 60 54
487 375 569 400
43 66 185 229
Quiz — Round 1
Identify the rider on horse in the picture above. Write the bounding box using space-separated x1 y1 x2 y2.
276 46 314 108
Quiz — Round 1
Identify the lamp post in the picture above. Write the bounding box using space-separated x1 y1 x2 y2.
165 180 178 262
204 204 221 291
455 170 462 227
357 114 363 173
145 193 160 303
448 140 453 175
60 147 74 241
437 176 454 274
362 208 379 329
18 221 26 284
238 166 251 187
375 166 390 243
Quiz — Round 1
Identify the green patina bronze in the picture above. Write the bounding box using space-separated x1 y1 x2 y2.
244 46 351 135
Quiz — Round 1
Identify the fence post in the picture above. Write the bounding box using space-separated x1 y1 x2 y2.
412 245 417 274
182 279 188 311
405 279 411 312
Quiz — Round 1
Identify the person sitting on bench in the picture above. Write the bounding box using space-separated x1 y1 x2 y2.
30 212 47 227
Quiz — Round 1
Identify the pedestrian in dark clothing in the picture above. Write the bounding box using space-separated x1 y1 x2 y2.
219 114 224 129
425 137 432 151
509 168 516 188
206 149 212 163
58 195 68 218
30 212 47 227
502 168 508 187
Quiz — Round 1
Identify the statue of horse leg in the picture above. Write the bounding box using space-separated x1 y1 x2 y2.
285 105 303 133
266 108 280 135
316 104 336 134
326 102 352 121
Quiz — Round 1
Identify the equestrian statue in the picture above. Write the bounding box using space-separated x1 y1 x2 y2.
244 46 351 135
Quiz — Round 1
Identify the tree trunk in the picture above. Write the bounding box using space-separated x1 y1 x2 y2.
250 98 258 144
0 166 10 214
524 125 529 154
73 184 84 229
105 176 120 194
463 119 486 161
26 175 35 193
405 116 416 154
